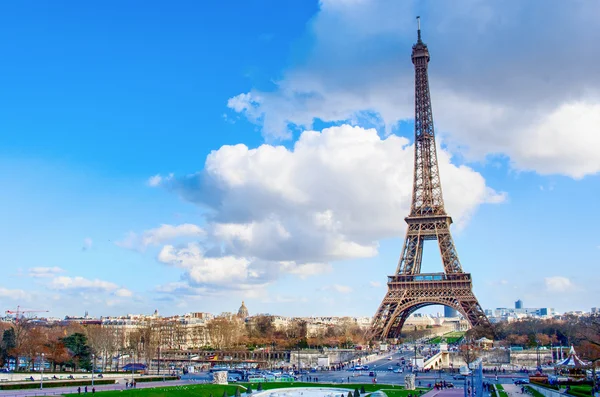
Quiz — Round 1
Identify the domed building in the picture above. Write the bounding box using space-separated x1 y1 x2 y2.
237 301 249 319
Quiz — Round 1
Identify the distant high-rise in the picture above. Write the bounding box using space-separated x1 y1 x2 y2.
444 306 458 318
515 299 523 309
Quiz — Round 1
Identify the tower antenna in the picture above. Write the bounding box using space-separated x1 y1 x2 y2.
416 16 421 42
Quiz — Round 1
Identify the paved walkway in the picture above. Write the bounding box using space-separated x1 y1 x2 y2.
422 389 464 397
0 380 191 397
502 384 525 397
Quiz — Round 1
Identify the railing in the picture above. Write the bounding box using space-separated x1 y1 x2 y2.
388 273 471 283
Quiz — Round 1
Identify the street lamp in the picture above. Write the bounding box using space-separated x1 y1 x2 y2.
131 351 135 386
40 353 45 390
92 354 95 387
536 340 541 372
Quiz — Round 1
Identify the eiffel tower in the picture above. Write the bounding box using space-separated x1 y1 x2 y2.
370 17 490 340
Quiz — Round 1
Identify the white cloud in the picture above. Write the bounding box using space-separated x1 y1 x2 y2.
156 243 327 292
324 284 353 294
0 287 29 300
50 276 119 292
82 237 93 251
261 295 309 304
544 276 574 293
167 125 503 259
369 281 382 288
158 243 253 285
511 102 600 178
28 267 65 278
227 1 600 178
147 173 173 187
114 288 133 297
116 223 204 251
153 124 503 298
141 224 204 246
281 262 333 278
153 125 503 298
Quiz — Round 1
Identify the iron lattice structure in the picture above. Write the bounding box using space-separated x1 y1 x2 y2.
370 18 490 341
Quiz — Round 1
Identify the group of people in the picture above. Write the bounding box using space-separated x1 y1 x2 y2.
77 386 95 394
125 380 137 388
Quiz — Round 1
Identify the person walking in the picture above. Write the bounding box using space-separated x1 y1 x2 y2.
78 387 81 394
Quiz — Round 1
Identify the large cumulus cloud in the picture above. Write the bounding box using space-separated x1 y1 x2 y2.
156 125 503 287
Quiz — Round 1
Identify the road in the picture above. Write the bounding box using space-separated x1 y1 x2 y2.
304 349 529 388
0 348 530 396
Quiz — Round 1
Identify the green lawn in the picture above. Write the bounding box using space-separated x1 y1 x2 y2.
428 332 465 345
238 382 426 397
495 384 508 397
565 384 593 397
64 382 428 397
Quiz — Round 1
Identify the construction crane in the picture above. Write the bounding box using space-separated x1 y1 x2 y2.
5 306 49 323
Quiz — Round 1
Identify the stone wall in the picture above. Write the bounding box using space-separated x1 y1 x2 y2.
289 349 364 368
448 349 552 368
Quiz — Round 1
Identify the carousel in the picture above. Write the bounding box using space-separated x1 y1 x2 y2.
555 346 590 380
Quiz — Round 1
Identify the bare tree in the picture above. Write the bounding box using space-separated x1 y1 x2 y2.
189 324 209 348
576 315 600 391
9 318 33 370
458 338 480 367
207 316 245 349
138 322 159 370
45 327 70 371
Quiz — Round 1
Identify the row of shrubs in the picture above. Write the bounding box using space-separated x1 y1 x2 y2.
530 381 594 397
237 385 367 396
532 380 594 387
134 376 179 383
0 379 116 390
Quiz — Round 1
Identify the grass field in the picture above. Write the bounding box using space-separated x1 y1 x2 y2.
64 382 427 397
495 384 508 397
563 384 593 397
428 331 465 344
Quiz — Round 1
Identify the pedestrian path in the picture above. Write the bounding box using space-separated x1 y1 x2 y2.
421 388 464 397
502 383 524 397
0 379 189 397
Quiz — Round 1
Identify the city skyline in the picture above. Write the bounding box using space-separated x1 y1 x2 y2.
1 1 599 319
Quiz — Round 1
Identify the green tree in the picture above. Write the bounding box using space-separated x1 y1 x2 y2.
62 333 92 370
235 388 241 397
360 386 366 394
223 391 228 397
246 385 253 394
257 383 263 392
0 328 16 367
347 392 353 397
354 389 360 397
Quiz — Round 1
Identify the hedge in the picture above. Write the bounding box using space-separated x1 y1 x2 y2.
134 376 178 383
0 379 116 390
567 391 592 397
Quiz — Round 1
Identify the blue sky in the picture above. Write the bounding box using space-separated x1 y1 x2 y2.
1 0 599 319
